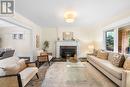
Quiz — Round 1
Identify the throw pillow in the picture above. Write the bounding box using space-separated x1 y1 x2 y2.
93 49 98 56
123 58 130 70
97 50 108 60
111 53 125 67
108 52 115 63
18 59 27 71
3 63 21 75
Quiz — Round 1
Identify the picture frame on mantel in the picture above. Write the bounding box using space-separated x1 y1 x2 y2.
63 32 73 40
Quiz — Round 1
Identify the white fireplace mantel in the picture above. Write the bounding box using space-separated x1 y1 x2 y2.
55 41 80 58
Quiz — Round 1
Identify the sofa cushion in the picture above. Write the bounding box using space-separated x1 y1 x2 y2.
20 67 38 86
4 63 21 75
18 59 27 71
0 68 6 76
97 50 108 60
111 53 125 67
0 57 28 75
0 56 19 67
108 52 115 62
3 59 28 75
93 49 98 56
123 58 130 70
88 55 123 80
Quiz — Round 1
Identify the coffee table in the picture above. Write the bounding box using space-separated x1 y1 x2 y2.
66 61 85 68
65 60 87 83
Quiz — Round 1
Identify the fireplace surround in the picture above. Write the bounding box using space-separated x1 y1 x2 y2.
56 41 80 58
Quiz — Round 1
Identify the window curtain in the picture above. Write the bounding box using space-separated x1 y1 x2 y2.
122 30 129 53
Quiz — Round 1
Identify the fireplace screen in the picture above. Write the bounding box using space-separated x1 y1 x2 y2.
60 46 77 58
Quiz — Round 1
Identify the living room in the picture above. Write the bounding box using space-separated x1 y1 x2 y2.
0 0 130 87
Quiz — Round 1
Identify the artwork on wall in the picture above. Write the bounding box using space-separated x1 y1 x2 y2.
63 32 73 40
12 34 17 39
18 34 23 39
12 32 24 40
36 34 40 48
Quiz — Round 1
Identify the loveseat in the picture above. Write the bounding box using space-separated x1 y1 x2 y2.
87 50 130 87
0 56 39 87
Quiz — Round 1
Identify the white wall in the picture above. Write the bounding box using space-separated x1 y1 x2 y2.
0 26 32 57
42 27 95 57
0 13 44 61
42 28 57 57
93 14 130 50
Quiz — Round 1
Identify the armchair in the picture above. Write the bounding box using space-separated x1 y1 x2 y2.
0 57 39 87
37 52 53 66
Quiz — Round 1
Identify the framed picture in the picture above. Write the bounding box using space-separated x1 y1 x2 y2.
12 34 17 39
18 34 23 39
63 32 73 40
36 34 40 48
12 32 24 40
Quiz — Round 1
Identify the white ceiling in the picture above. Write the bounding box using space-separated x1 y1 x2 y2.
15 0 130 28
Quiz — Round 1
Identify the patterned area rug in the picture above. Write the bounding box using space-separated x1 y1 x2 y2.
42 62 118 87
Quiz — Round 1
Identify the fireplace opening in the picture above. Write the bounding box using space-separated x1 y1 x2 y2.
60 46 77 58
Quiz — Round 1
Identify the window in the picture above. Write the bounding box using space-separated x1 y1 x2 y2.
105 30 114 51
128 32 130 54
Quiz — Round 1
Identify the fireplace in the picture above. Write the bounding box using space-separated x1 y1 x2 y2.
60 46 77 58
56 41 80 58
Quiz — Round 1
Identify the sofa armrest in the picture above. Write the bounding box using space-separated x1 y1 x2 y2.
122 70 130 87
25 61 37 67
0 74 22 87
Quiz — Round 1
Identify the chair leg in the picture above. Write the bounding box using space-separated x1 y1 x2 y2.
36 73 39 79
47 57 50 66
48 61 50 66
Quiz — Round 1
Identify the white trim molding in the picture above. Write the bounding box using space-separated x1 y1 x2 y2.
103 16 130 52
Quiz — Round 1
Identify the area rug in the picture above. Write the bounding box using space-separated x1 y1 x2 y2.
41 62 118 87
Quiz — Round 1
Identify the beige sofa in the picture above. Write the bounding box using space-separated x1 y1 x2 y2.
0 56 39 87
87 52 130 87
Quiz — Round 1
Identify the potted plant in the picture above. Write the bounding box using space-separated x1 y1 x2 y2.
42 40 49 52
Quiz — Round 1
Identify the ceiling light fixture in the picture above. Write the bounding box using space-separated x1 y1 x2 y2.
64 11 77 23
